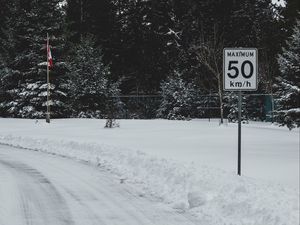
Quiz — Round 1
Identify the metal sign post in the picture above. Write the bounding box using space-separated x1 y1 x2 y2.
223 48 258 176
238 91 242 175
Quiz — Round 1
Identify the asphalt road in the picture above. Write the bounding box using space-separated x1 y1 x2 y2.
0 145 196 225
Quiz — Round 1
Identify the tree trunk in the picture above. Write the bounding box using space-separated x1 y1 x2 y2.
80 0 83 40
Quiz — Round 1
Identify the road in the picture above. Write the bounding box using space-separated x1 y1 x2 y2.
0 145 196 225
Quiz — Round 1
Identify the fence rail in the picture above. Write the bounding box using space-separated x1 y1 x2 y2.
113 93 277 121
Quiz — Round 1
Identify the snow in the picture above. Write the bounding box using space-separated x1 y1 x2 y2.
272 0 286 7
288 108 300 113
0 146 196 225
0 118 299 225
26 83 39 90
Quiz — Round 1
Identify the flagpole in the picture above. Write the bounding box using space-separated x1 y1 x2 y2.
46 33 50 123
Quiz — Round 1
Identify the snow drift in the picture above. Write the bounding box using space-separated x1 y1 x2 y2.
0 129 298 225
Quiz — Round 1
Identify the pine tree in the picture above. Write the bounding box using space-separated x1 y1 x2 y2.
65 0 114 45
67 35 122 118
0 0 18 116
0 0 68 118
276 18 300 129
225 93 250 123
281 0 300 37
110 0 178 94
157 72 202 120
0 0 11 46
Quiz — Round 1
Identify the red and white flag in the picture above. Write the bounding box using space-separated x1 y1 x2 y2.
47 37 53 68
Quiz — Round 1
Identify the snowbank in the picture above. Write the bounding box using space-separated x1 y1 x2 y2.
0 128 298 225
0 118 298 186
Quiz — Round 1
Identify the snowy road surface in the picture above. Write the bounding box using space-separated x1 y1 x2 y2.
0 145 196 225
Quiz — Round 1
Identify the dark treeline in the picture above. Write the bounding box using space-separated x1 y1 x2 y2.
0 0 299 128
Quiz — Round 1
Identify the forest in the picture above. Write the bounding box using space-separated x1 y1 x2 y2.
0 0 299 129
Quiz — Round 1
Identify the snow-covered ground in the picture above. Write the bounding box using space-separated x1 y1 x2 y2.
0 118 299 225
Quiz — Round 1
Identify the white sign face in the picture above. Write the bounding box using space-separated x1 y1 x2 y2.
223 48 258 91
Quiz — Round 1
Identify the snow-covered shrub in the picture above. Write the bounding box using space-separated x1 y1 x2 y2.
157 72 202 120
104 118 120 128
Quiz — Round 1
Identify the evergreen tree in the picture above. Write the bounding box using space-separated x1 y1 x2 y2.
65 0 179 94
281 0 300 37
0 0 68 118
0 0 296 122
276 18 300 129
67 35 122 118
157 72 202 120
65 0 114 45
0 0 11 46
110 0 179 94
0 0 15 116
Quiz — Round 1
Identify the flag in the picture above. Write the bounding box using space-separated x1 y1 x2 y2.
47 37 53 68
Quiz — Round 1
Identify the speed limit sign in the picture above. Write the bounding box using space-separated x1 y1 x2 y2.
223 48 258 176
223 48 258 91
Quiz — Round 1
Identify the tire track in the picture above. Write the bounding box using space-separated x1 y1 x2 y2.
0 158 74 225
0 146 197 225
